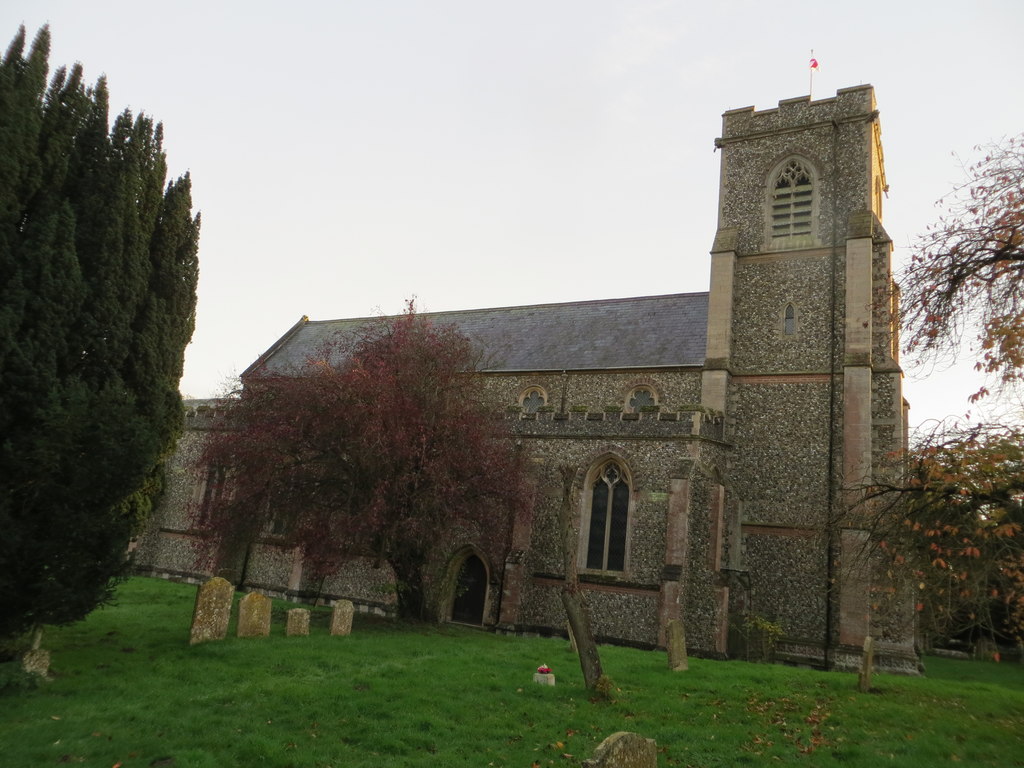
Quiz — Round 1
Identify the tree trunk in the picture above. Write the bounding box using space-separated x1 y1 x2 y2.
391 559 427 620
557 466 605 689
560 585 604 689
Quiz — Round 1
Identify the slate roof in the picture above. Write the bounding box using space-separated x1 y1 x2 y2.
245 292 710 378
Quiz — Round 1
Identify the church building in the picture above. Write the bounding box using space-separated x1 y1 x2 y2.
135 85 917 672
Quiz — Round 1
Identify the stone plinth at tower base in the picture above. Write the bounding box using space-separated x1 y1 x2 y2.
582 732 657 768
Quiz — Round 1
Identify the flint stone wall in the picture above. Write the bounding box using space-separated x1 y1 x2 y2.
481 370 703 412
728 380 833 528
718 86 877 256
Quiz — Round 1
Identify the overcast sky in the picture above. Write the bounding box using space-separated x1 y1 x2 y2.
4 1 1023 430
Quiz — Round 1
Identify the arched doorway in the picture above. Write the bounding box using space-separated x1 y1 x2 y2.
450 554 487 625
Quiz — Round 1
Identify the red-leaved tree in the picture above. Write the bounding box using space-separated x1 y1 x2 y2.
901 135 1024 400
866 423 1024 644
193 305 533 619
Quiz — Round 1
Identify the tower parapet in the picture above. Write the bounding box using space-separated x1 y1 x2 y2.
718 85 877 143
713 84 884 257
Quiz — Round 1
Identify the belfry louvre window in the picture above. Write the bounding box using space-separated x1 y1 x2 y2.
586 461 630 571
771 160 813 238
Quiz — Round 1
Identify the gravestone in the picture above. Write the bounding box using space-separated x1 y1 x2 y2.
581 731 657 768
532 671 556 686
21 649 51 677
286 608 310 636
189 576 234 645
667 619 688 671
858 635 875 693
237 592 272 638
330 600 355 636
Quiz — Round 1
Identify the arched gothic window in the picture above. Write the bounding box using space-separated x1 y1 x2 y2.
519 387 547 414
584 460 631 572
783 304 796 335
770 159 814 242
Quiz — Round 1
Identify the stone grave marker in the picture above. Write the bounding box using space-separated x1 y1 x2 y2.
533 664 555 686
21 649 51 677
237 592 272 638
330 600 355 636
858 635 875 693
189 576 234 645
667 618 688 671
286 608 310 636
581 731 657 768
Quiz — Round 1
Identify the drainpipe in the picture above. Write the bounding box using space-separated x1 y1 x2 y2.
823 118 840 671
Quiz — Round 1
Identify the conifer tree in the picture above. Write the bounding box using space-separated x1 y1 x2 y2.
0 26 200 645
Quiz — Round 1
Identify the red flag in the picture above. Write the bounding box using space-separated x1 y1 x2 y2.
809 57 820 70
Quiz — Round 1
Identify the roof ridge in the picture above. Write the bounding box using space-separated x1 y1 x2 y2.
305 291 710 326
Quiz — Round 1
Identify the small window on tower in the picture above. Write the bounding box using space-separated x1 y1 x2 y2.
784 304 796 336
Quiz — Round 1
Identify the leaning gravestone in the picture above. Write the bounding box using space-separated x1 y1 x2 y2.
667 619 688 671
286 608 310 636
237 592 272 638
858 635 875 693
189 577 234 645
582 732 657 768
330 600 355 636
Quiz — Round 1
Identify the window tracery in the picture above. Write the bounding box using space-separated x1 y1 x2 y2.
770 159 815 244
519 387 547 414
627 386 657 413
583 460 631 572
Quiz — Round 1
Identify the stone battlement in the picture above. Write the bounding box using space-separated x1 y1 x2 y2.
508 408 725 441
718 84 876 143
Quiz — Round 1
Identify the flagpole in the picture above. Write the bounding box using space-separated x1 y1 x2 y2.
809 49 814 99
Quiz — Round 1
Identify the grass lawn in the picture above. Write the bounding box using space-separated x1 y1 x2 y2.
2 578 1023 767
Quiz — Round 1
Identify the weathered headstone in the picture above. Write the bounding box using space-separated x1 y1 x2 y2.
858 635 875 692
581 732 657 768
533 664 555 686
286 608 310 636
237 592 272 638
189 576 234 645
21 649 51 677
667 619 688 671
330 600 355 636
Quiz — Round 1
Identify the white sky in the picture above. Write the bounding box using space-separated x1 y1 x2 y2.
4 0 1023 431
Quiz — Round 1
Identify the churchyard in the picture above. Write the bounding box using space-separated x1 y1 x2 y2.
2 578 1022 767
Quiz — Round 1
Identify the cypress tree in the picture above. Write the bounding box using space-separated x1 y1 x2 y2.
0 26 199 645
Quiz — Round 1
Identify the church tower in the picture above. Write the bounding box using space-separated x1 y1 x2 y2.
702 86 914 670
